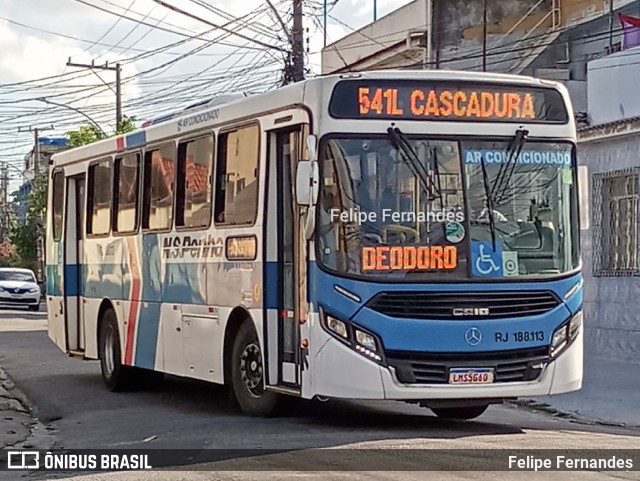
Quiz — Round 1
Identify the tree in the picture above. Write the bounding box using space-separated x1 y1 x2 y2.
10 175 48 272
67 116 137 148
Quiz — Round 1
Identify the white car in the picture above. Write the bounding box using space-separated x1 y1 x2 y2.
0 268 41 311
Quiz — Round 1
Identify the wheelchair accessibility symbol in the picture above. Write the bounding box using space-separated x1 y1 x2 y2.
471 241 503 277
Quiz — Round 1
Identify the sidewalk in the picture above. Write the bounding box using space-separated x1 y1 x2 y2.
0 366 52 451
529 357 640 427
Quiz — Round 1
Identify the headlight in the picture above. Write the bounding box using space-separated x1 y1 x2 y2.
0 287 5 292
550 327 567 357
550 310 582 358
326 315 348 339
28 287 39 293
321 309 384 363
355 330 377 350
569 310 582 341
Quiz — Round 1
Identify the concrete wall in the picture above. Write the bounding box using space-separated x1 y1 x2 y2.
587 46 640 124
578 134 640 362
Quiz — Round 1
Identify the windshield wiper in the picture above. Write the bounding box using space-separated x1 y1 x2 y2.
479 152 497 251
491 128 529 206
387 126 441 200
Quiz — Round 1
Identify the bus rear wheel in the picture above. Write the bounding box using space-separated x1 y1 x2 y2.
230 321 283 417
431 404 489 420
98 309 135 392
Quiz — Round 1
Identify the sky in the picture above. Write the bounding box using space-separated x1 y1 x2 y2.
0 0 412 190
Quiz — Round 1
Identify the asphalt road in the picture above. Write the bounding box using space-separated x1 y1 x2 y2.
1 308 639 481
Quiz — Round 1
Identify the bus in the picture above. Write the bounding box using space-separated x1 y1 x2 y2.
46 71 583 420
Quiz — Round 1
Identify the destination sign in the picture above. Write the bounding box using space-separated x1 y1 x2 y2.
362 245 458 271
329 80 568 123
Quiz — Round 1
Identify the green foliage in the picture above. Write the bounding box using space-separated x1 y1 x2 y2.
67 124 105 148
28 175 47 221
9 175 47 270
10 220 38 271
67 115 137 148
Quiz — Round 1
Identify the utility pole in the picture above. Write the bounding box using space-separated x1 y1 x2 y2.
482 0 488 72
66 59 122 128
18 125 53 282
323 0 327 47
609 0 614 51
291 0 305 83
0 166 7 244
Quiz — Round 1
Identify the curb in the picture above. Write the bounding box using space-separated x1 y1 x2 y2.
513 399 637 429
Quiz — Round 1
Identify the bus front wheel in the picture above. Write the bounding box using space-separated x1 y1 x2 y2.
431 404 489 420
230 321 283 417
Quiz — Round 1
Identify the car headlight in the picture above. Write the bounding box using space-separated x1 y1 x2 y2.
321 309 384 363
28 287 39 293
550 310 582 358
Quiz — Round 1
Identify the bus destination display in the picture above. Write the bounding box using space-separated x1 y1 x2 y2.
329 80 568 123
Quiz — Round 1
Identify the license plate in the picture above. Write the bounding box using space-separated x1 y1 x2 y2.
448 368 494 385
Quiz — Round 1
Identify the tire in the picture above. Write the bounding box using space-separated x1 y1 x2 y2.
98 309 135 392
28 305 39 312
431 404 489 420
230 321 283 417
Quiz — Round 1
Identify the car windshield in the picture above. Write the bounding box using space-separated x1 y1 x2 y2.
0 271 36 282
317 136 579 280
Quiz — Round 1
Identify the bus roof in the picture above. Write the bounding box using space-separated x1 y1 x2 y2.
51 70 566 168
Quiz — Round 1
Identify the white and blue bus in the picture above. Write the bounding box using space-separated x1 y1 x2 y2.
46 71 583 420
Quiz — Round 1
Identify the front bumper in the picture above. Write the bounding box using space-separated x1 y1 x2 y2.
310 327 583 400
0 294 41 306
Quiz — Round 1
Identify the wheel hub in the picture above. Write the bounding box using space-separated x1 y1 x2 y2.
240 342 263 397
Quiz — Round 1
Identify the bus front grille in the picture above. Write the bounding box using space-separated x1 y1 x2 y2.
366 290 561 320
385 347 549 384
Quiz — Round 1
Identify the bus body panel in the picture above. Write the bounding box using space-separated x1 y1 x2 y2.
311 329 583 400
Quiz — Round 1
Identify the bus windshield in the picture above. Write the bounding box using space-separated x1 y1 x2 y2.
317 136 579 280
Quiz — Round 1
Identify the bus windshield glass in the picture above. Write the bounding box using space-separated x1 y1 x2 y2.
317 136 579 280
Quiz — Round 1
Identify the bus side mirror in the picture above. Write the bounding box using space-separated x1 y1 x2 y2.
295 160 319 207
306 134 318 162
578 165 589 230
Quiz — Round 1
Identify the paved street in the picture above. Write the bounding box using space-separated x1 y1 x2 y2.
0 308 639 481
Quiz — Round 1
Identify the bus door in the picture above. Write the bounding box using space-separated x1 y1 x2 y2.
63 175 85 353
265 127 307 390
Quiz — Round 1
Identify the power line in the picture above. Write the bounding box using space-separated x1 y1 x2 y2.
151 0 286 52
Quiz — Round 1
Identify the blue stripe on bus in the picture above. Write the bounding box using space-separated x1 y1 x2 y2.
134 302 161 370
163 263 205 305
46 264 62 296
264 261 278 310
46 264 84 297
125 130 146 148
47 261 272 306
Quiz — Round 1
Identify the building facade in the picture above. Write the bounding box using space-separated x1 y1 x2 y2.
578 119 640 361
16 137 68 224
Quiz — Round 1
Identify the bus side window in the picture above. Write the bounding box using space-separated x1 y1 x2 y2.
143 143 176 231
114 153 140 233
87 158 112 236
214 124 260 226
51 171 65 241
176 135 214 229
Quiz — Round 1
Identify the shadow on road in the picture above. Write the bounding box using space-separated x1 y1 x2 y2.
1 328 638 479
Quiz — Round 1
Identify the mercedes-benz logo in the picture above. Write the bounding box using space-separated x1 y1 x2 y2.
465 327 482 346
